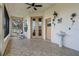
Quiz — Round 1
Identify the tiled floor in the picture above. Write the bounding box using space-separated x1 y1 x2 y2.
4 37 79 56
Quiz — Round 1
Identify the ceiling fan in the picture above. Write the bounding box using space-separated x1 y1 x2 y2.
25 3 42 11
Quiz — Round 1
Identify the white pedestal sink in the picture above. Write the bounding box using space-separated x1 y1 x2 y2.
57 31 67 47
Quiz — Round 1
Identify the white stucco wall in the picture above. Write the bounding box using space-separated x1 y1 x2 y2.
44 3 79 51
0 4 2 55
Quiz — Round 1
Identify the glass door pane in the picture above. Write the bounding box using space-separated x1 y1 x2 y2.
38 18 42 36
32 18 36 37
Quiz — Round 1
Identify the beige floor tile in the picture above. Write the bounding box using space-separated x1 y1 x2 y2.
4 37 79 56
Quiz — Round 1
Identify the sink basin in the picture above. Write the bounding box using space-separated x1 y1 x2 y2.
57 31 66 37
57 31 67 47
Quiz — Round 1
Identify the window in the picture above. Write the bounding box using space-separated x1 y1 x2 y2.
3 5 9 38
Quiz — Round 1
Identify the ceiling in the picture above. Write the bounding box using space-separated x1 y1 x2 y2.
5 3 56 16
25 3 55 14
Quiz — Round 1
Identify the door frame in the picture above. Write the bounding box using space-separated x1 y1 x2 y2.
30 16 43 39
46 18 51 41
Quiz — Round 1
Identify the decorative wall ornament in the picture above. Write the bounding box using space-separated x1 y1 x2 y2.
52 22 56 27
11 16 23 34
52 11 77 31
69 13 77 30
70 13 76 20
58 18 62 23
52 11 58 27
53 11 58 18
